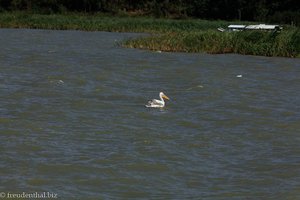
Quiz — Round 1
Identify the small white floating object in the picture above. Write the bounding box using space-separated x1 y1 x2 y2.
236 75 243 78
145 92 170 108
156 50 162 53
187 85 204 90
58 80 64 84
49 79 64 84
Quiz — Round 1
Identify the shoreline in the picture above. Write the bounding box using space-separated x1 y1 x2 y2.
0 12 299 58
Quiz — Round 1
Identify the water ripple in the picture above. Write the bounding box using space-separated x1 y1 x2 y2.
0 29 300 199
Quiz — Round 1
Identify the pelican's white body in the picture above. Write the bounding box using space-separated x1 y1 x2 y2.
145 92 169 108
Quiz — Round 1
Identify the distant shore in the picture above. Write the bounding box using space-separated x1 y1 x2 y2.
0 12 299 58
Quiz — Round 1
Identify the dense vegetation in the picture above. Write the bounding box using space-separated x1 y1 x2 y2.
124 29 300 57
0 0 299 25
0 1 299 57
0 12 233 32
0 12 299 58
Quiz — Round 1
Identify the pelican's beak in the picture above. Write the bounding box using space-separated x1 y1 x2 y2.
162 94 170 100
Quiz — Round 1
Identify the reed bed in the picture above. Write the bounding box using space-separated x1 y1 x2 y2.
125 29 300 57
0 12 299 57
0 12 230 32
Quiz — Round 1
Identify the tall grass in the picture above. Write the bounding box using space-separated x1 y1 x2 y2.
0 11 231 32
0 12 299 57
230 29 300 57
125 29 300 57
124 31 232 53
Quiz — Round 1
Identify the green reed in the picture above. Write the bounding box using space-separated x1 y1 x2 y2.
125 29 300 57
0 12 299 57
0 11 230 32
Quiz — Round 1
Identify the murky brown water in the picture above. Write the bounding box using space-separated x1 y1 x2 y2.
0 28 300 199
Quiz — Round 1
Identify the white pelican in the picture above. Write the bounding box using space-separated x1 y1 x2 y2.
145 92 170 108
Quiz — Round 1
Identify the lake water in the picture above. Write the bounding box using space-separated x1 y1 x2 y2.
0 28 300 199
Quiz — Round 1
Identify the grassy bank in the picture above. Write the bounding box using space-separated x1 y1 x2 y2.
124 29 300 57
0 12 232 32
0 12 299 57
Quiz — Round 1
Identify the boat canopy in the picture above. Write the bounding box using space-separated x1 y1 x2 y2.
218 24 283 32
245 24 282 30
228 25 246 29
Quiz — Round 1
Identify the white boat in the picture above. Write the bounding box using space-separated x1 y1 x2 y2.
218 24 283 32
245 24 282 31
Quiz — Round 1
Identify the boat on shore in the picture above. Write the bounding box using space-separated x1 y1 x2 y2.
218 24 283 32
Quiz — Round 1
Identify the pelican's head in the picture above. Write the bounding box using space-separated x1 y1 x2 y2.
160 92 170 101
